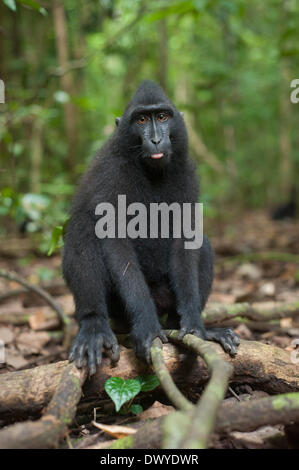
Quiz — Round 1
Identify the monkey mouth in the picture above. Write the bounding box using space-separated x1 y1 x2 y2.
151 153 164 159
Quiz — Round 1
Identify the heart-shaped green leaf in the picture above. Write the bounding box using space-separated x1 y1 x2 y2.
105 377 141 412
136 374 160 392
129 404 143 415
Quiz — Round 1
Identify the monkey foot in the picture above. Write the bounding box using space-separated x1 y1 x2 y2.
205 327 240 356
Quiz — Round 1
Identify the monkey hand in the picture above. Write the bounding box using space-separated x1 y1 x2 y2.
131 322 167 364
69 315 120 375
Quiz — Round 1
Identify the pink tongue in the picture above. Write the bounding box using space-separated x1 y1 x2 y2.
151 153 164 159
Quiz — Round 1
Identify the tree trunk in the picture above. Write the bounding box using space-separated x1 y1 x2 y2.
30 118 42 193
0 340 298 423
279 0 293 196
156 19 168 91
52 0 78 174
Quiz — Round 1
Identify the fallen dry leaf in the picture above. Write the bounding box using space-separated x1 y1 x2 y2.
29 309 46 330
5 349 28 369
17 331 50 354
208 292 236 304
234 323 253 340
229 426 284 449
236 263 262 281
139 401 175 420
0 326 15 344
271 336 292 349
91 421 136 438
280 317 292 328
259 282 276 297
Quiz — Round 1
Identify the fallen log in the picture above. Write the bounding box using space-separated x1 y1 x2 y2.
0 363 87 449
0 339 298 422
203 301 299 325
2 300 298 327
98 392 299 450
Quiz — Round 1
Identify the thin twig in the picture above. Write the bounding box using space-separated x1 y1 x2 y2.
151 338 193 411
0 269 69 327
166 330 233 449
0 288 27 303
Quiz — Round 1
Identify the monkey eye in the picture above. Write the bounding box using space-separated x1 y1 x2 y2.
137 115 149 125
157 112 168 122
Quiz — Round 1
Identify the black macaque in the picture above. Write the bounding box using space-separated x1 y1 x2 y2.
63 80 240 374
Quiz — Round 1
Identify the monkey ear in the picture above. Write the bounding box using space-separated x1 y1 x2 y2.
115 117 121 126
180 111 184 117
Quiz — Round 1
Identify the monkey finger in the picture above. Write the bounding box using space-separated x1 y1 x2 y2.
104 344 119 364
103 333 116 349
69 343 78 362
95 336 103 366
76 343 88 368
220 336 237 356
219 329 240 352
232 334 240 346
69 333 83 361
177 328 187 340
88 348 97 375
109 342 120 363
227 340 238 356
145 348 151 364
221 340 232 355
159 331 168 343
135 341 150 364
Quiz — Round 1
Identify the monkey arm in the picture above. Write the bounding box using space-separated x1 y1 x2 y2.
102 238 167 362
169 239 206 335
62 225 120 375
169 236 239 356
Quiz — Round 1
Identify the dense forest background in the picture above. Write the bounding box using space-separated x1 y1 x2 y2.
1 0 299 252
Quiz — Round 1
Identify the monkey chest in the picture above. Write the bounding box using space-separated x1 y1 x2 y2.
132 237 171 282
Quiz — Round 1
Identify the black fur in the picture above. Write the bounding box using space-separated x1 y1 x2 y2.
63 80 239 374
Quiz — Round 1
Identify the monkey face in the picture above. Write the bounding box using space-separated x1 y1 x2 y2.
115 81 187 171
131 105 173 167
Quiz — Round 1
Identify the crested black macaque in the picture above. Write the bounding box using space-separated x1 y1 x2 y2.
63 80 240 374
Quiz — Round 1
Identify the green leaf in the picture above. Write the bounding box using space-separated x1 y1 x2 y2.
16 0 47 15
36 266 55 282
48 225 63 256
105 377 141 412
136 374 160 392
144 1 196 22
3 0 16 11
129 404 143 415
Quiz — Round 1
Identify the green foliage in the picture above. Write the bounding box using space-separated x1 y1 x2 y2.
104 377 141 413
48 225 64 256
1 0 299 232
129 404 143 415
0 186 70 252
105 375 160 414
34 266 56 282
3 0 16 11
16 0 47 15
136 374 160 392
2 0 46 14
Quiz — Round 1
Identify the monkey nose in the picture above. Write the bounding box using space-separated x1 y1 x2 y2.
151 136 161 145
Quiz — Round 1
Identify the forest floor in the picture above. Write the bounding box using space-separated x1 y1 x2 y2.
0 210 298 449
